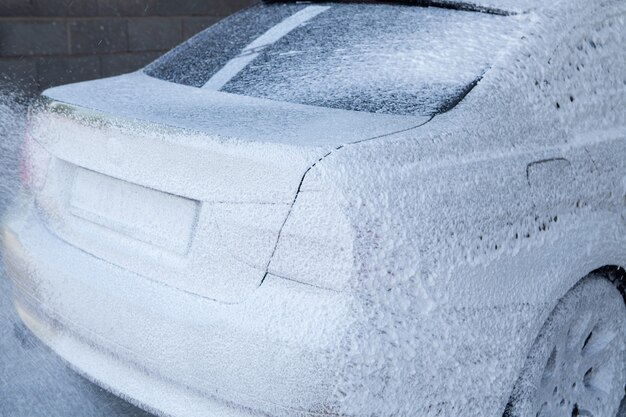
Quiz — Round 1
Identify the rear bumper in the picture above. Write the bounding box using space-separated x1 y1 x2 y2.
2 203 352 417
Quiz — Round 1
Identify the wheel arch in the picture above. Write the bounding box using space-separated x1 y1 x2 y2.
590 265 626 304
502 265 626 416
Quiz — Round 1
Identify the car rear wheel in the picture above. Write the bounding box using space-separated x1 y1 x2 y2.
504 275 626 417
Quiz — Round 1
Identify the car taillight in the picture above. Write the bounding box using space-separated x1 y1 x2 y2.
269 189 354 292
19 115 51 192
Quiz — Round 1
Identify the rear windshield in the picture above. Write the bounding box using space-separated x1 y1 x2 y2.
144 3 517 116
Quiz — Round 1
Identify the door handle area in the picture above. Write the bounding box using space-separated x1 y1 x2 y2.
526 157 573 188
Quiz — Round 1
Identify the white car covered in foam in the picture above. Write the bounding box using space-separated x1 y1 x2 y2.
2 1 626 416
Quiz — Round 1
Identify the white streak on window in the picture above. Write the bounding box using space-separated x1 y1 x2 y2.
202 5 331 91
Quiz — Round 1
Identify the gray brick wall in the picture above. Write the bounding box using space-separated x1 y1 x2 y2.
0 0 257 95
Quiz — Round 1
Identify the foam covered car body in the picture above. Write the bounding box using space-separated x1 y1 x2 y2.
2 1 626 416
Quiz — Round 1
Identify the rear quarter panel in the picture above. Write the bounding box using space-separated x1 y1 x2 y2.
293 2 626 415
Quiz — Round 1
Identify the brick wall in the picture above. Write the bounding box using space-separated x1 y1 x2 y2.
0 0 256 95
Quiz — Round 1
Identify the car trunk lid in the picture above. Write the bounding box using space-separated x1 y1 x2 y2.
27 73 426 303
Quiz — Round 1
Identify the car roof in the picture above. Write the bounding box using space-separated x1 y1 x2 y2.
261 0 545 15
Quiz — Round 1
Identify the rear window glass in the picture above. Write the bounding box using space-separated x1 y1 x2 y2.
144 3 517 116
